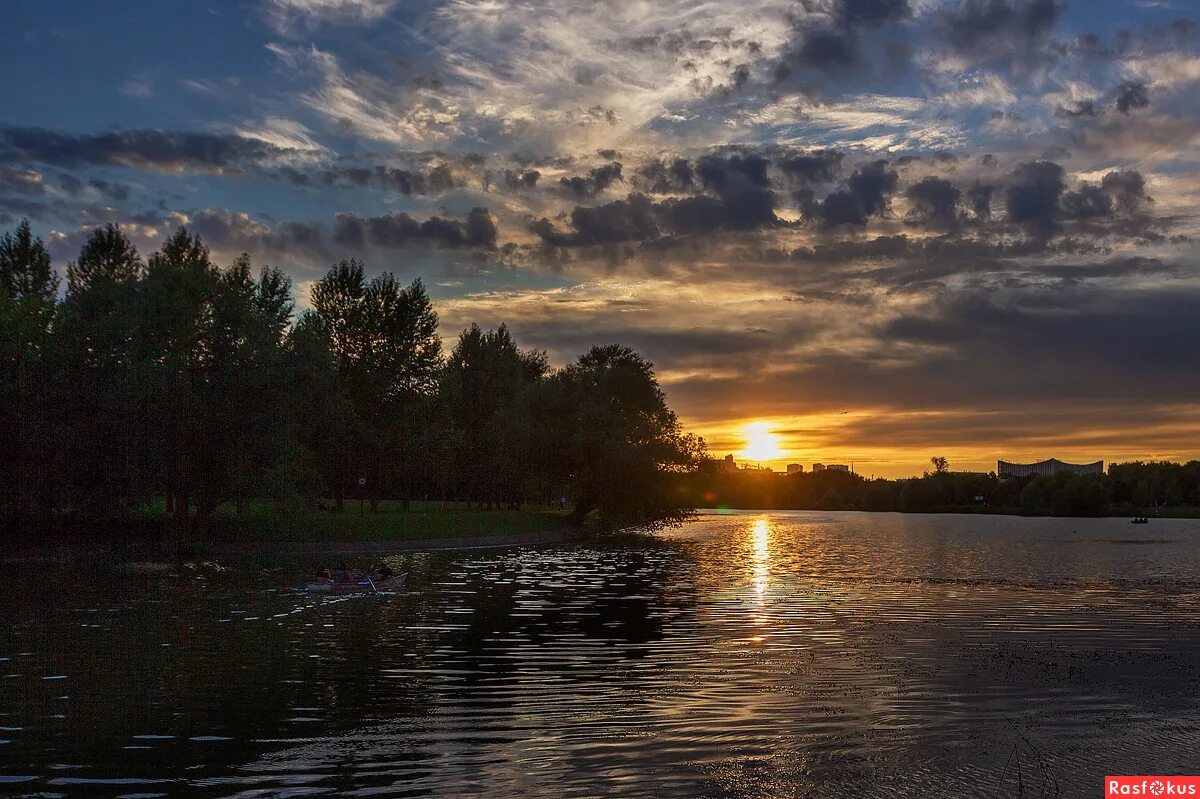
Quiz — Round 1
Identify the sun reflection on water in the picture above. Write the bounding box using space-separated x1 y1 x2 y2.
750 517 770 603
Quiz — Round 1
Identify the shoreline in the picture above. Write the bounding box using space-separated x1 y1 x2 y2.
206 527 573 556
2 528 577 566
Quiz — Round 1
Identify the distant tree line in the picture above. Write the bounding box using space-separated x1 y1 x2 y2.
680 458 1200 517
0 220 704 542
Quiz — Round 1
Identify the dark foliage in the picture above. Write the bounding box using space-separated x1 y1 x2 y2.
0 221 704 544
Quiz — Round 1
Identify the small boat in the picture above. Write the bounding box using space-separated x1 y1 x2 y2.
300 573 408 595
1130 517 1149 524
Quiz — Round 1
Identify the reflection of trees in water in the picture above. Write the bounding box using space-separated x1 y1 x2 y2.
0 559 442 780
440 540 700 682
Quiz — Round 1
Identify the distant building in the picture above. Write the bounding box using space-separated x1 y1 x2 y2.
812 463 826 472
997 458 1104 479
826 464 850 473
787 463 804 474
721 454 737 472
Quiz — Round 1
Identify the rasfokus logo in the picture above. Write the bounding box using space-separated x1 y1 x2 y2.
1107 777 1200 796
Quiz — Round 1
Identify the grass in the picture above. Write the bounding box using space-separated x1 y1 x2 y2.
192 499 572 543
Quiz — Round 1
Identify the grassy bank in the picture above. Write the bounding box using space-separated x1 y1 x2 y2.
185 500 572 543
2 501 573 560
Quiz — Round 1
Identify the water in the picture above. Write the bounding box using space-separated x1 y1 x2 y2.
4 510 1200 797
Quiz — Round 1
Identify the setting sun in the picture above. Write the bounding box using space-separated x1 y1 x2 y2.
739 422 784 463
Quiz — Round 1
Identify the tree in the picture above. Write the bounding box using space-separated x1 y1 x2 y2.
310 261 442 509
53 225 146 519
930 455 949 474
556 344 705 529
140 227 223 527
439 323 548 507
66 223 143 295
0 220 59 529
191 254 294 519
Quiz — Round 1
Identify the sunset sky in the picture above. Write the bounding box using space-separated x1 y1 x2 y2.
3 1 1199 476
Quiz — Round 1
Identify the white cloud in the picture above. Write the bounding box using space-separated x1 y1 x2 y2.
265 0 398 33
119 75 154 98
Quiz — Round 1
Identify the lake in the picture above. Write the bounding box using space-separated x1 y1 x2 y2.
4 510 1200 797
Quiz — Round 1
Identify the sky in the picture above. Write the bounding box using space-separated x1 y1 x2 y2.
2 0 1199 477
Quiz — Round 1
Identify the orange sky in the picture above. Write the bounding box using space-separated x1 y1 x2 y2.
689 411 1200 479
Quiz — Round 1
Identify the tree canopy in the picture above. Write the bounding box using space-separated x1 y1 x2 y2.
0 220 705 543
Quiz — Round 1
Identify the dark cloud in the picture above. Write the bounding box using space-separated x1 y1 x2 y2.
532 194 660 247
0 127 294 171
882 286 1200 403
835 0 910 27
694 153 777 229
1101 170 1151 214
941 0 1064 53
1114 81 1150 114
280 163 462 195
967 182 996 221
905 176 962 228
796 30 859 68
666 282 1200 429
776 0 910 78
1061 170 1154 222
810 159 898 227
334 207 497 250
559 162 624 198
1005 160 1065 233
504 169 541 189
778 149 844 185
635 158 696 194
532 161 781 247
179 209 326 256
1060 183 1112 220
731 63 751 91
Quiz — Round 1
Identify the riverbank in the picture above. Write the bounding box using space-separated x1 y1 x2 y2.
207 528 571 556
2 501 577 563
194 500 571 543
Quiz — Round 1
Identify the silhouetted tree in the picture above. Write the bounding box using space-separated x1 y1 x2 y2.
53 225 146 519
0 220 58 529
310 260 441 509
557 344 704 529
439 323 548 508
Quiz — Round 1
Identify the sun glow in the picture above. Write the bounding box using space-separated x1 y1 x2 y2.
739 421 784 462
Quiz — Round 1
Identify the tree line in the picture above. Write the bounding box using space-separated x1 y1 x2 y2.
680 457 1200 517
0 220 704 542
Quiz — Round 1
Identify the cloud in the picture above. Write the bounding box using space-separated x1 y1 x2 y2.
119 75 155 98
778 149 844 185
504 169 541 189
184 208 326 255
774 0 911 80
635 158 696 194
1114 81 1151 114
810 159 899 227
0 167 46 195
1005 160 1065 233
939 0 1064 54
333 207 498 250
559 162 624 198
265 0 397 32
906 176 963 228
0 126 300 172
